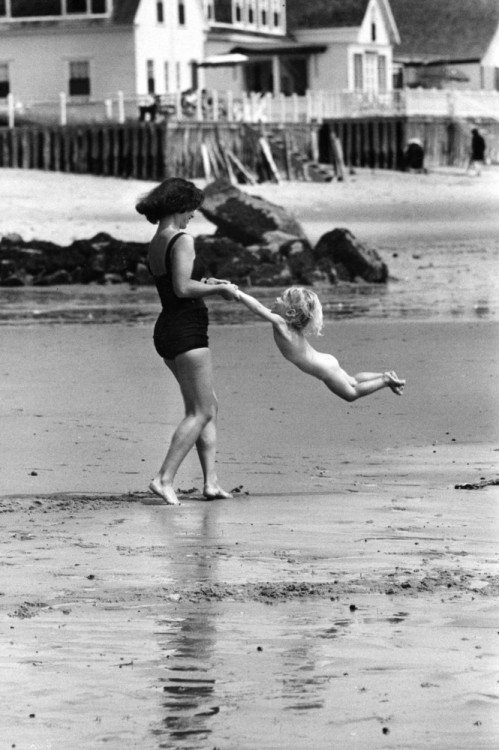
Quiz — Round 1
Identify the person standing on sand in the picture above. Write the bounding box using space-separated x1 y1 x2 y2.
467 128 486 176
136 178 238 506
234 286 405 401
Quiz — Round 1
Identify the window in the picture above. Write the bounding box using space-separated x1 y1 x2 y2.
353 54 363 91
213 0 231 23
67 0 87 12
273 11 280 27
147 60 155 94
12 0 60 16
371 23 376 41
69 60 91 97
248 3 254 24
157 1 164 23
0 0 6 16
235 2 241 22
178 0 185 25
190 60 198 90
261 9 267 25
0 63 10 98
378 55 386 92
91 0 106 12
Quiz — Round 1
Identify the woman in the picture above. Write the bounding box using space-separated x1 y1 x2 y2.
136 178 238 505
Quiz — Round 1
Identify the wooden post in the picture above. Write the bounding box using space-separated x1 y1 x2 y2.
226 88 234 123
59 92 67 127
292 93 299 123
117 91 125 124
305 90 312 123
104 99 113 120
196 90 203 121
212 90 219 122
7 93 15 129
372 118 380 169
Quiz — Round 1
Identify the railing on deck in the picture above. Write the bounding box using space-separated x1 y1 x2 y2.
2 88 499 128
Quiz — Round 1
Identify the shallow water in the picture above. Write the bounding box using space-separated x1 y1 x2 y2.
1 239 498 324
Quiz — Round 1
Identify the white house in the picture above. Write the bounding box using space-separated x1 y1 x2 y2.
0 0 206 103
285 0 400 95
0 0 400 109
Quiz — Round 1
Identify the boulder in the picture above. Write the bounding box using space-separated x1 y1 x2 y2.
314 228 388 283
200 179 307 246
194 235 258 284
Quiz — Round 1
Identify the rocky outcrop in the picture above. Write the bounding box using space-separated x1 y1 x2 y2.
314 228 388 283
1 184 389 287
200 179 308 245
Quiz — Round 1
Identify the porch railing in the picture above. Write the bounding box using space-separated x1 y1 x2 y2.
2 88 499 128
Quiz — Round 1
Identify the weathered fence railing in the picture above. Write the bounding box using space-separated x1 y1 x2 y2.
2 88 499 128
0 116 496 182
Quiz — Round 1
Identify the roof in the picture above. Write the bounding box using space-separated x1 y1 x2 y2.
389 0 499 63
286 0 371 30
286 0 400 44
231 41 327 56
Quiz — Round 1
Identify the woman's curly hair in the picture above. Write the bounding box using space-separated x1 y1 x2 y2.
136 178 204 224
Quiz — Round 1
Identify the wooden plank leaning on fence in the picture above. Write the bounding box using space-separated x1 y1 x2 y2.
258 137 280 183
329 132 346 181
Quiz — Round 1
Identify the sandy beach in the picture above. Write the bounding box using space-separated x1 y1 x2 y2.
1 166 498 749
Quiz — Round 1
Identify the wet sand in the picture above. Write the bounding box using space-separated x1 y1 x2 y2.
1 167 499 749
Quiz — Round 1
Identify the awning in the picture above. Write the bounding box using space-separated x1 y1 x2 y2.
230 42 327 57
197 53 249 67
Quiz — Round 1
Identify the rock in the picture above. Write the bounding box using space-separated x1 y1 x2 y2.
314 228 388 283
249 261 293 287
195 235 258 283
33 269 72 286
0 273 26 287
134 262 153 286
200 179 307 246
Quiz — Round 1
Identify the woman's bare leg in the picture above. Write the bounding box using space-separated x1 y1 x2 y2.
160 354 232 501
149 348 216 505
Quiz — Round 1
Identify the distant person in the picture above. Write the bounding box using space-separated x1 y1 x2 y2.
136 178 238 505
404 138 425 173
138 94 160 123
234 286 405 401
467 128 486 176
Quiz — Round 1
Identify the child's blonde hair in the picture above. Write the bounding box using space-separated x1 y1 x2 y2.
281 286 323 336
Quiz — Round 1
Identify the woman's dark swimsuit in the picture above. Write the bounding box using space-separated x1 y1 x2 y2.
150 232 209 360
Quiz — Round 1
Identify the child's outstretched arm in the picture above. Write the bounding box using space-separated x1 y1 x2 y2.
235 290 287 328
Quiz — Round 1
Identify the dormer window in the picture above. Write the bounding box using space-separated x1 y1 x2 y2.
371 22 376 41
157 1 164 23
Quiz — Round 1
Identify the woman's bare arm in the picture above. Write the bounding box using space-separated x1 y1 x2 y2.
172 236 237 299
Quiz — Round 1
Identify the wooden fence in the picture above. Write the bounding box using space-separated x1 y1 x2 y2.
0 116 496 181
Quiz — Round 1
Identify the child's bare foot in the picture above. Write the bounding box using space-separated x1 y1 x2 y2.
147 478 181 506
203 483 233 500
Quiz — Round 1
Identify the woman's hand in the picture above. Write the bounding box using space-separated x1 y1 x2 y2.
204 277 232 286
217 283 239 300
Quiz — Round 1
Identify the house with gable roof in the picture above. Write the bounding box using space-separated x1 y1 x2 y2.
0 0 207 104
284 0 400 95
389 0 499 91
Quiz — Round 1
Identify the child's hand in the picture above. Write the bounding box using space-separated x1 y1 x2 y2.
218 283 239 301
384 371 406 395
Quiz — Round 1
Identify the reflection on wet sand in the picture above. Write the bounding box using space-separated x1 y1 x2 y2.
153 507 219 745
